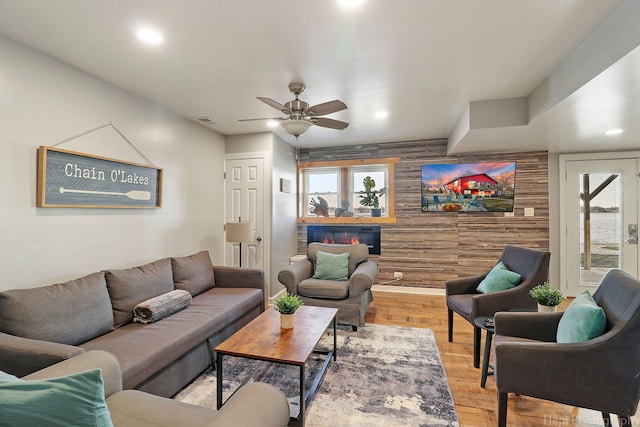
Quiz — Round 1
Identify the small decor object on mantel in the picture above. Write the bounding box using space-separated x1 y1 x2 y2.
273 293 303 329
358 176 386 217
529 282 565 312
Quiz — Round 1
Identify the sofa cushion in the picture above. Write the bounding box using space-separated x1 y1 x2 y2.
0 272 114 345
0 368 113 427
312 250 350 281
105 258 174 328
476 261 522 294
298 278 350 300
133 290 192 324
557 290 606 343
82 287 263 390
172 251 215 297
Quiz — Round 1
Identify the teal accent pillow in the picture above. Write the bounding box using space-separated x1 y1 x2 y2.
313 250 350 281
476 262 522 294
0 370 19 382
557 290 606 343
0 369 113 427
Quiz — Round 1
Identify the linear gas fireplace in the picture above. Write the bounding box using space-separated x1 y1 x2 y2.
306 225 381 255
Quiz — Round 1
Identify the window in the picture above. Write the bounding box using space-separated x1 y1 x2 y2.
298 158 398 223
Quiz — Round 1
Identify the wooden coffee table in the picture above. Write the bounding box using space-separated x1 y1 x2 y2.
215 305 338 427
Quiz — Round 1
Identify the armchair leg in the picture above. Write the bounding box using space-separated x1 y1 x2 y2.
352 325 357 332
473 326 481 368
602 413 612 427
498 392 508 427
620 415 632 426
447 309 453 342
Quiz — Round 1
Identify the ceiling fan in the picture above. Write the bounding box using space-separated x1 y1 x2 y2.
240 83 349 138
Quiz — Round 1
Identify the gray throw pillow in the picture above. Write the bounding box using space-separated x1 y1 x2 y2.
133 290 192 324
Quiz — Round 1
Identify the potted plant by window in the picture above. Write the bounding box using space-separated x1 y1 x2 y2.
273 293 303 329
529 282 565 312
359 176 387 217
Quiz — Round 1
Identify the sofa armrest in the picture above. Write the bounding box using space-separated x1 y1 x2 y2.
23 350 123 397
211 382 290 427
349 260 378 301
495 311 563 342
278 259 313 294
445 273 486 296
213 266 265 291
0 332 85 377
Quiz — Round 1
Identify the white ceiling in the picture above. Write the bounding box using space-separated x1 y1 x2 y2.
0 0 638 154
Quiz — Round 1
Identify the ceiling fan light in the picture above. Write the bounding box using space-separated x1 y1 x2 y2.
280 120 313 137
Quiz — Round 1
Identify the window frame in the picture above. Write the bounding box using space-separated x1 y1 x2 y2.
298 158 399 224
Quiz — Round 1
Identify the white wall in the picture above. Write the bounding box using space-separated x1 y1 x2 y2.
0 35 226 291
270 135 298 296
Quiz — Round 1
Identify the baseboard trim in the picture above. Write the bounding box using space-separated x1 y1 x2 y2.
372 285 445 295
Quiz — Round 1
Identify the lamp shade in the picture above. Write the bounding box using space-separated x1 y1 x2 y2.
225 221 254 243
280 119 313 137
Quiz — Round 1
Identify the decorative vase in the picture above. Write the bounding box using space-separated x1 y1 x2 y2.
537 304 558 313
371 208 382 217
280 313 295 329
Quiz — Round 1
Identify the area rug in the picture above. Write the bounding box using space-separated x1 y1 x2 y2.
175 324 459 427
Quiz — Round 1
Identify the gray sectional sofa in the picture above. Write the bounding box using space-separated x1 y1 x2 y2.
0 251 265 398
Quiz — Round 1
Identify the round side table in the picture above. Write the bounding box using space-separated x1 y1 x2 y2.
473 315 495 388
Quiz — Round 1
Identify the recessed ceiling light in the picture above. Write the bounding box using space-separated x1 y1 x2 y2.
374 111 388 119
337 0 366 10
267 120 279 128
136 27 164 45
603 128 623 136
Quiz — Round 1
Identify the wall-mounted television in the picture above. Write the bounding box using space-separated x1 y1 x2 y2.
421 161 516 212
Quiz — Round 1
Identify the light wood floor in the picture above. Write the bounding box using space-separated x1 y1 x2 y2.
364 290 637 427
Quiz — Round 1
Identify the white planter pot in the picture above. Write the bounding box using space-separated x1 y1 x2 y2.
280 313 295 329
537 304 558 313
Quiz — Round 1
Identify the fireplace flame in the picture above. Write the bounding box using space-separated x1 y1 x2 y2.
321 234 360 245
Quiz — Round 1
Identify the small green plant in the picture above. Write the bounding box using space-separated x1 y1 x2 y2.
529 282 565 307
358 176 387 209
273 293 303 315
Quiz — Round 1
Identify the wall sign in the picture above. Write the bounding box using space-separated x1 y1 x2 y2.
37 146 163 208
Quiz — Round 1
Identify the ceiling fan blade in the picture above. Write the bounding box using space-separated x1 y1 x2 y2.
312 117 349 130
238 117 284 122
257 97 292 115
305 100 347 116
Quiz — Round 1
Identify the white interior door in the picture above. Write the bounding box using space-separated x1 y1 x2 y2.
562 157 639 296
225 156 265 269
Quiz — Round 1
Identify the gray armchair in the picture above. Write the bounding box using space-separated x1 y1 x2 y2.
278 243 377 330
446 245 550 367
494 269 640 427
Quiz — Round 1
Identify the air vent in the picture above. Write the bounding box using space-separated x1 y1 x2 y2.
197 116 216 125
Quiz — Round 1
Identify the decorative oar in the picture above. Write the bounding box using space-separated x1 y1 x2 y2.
59 187 151 201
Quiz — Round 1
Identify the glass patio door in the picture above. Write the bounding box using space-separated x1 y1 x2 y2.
562 157 639 296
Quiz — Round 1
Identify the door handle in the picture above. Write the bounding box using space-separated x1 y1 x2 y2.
256 236 262 242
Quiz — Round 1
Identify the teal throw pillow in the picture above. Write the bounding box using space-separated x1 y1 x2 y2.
0 370 19 382
476 261 522 294
0 368 113 427
313 250 350 281
556 290 606 343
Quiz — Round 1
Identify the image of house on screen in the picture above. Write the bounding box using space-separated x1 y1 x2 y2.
421 161 516 213
445 173 501 197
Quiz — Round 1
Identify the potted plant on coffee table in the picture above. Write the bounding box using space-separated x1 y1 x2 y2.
358 176 387 217
529 282 565 312
273 293 303 329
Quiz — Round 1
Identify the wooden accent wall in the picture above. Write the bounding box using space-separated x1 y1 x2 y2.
297 139 549 289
